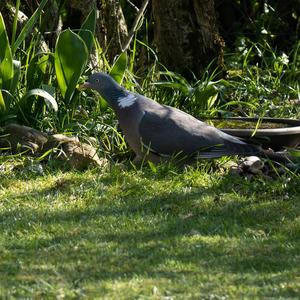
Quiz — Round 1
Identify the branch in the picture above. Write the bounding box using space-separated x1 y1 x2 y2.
125 0 139 13
122 0 150 52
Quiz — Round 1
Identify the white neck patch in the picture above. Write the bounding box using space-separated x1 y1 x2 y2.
117 94 137 108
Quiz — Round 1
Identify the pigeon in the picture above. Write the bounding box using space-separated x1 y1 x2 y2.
81 72 261 163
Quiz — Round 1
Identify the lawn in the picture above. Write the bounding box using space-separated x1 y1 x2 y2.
1 162 300 299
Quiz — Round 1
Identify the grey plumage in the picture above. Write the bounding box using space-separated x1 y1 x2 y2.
82 72 260 163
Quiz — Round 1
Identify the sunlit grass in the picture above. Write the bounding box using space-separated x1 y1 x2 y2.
1 164 300 298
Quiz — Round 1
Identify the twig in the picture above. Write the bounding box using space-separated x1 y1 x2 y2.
125 0 139 13
122 0 150 52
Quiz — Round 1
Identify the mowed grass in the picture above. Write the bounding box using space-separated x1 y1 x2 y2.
1 163 300 299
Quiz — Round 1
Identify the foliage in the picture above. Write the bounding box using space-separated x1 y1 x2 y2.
54 29 88 102
78 8 97 54
0 6 100 127
0 4 299 158
217 0 299 52
11 0 48 54
0 0 58 125
0 14 13 96
222 40 300 118
153 69 222 116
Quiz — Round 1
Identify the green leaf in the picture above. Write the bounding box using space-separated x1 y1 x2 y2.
0 13 14 91
27 53 49 89
154 71 192 96
55 29 88 102
110 52 128 84
21 88 58 112
79 8 96 54
153 81 190 96
147 160 158 173
159 71 191 87
193 83 219 110
0 90 6 112
288 149 300 160
12 0 49 54
41 84 55 98
99 96 108 111
10 60 21 94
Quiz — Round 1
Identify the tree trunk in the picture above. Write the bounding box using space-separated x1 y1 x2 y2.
65 0 128 62
97 0 128 61
152 0 224 78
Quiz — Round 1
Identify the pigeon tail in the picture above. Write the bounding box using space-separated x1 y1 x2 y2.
195 142 261 159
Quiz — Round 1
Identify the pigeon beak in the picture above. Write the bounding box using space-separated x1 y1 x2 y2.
79 82 92 89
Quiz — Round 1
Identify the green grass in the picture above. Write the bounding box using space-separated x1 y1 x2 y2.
1 162 300 299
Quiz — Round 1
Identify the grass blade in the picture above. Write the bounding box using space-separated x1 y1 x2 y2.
12 0 49 54
11 0 20 46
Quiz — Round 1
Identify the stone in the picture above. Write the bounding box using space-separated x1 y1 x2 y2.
0 123 48 152
0 123 107 170
240 156 264 174
45 134 107 170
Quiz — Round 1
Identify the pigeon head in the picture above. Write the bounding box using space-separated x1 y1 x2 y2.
82 72 116 91
81 72 131 108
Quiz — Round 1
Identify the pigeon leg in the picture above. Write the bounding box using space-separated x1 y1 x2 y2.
133 155 143 165
133 152 162 165
146 152 162 164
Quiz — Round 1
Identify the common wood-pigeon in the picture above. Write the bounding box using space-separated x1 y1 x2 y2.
81 72 260 163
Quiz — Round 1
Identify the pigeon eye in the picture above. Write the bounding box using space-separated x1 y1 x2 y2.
95 79 99 83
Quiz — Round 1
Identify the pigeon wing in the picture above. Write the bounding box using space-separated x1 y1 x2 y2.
138 105 252 158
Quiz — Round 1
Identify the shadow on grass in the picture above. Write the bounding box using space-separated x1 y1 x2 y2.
1 167 300 297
